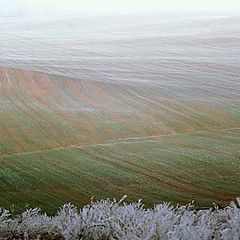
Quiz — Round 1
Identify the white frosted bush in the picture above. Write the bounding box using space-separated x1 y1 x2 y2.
0 197 239 239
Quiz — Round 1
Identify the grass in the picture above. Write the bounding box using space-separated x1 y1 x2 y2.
0 67 239 213
0 129 239 214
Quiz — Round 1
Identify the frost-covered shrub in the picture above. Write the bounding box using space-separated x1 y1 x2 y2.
0 197 239 240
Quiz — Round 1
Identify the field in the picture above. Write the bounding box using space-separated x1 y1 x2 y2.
0 66 239 213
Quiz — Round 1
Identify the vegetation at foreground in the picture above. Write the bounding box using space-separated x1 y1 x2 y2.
0 197 240 240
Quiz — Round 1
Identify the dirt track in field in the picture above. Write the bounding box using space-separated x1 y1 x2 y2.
0 67 239 211
0 67 239 155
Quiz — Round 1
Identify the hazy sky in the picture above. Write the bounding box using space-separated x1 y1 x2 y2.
1 0 240 16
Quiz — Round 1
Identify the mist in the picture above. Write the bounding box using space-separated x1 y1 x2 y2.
1 0 240 17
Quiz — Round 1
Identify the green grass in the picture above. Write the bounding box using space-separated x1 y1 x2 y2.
0 129 239 214
0 68 239 213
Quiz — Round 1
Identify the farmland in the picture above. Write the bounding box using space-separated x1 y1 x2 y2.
0 67 239 213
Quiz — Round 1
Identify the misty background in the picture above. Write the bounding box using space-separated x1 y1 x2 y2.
0 1 240 100
0 0 240 17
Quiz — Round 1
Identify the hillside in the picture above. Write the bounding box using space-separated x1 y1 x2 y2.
0 67 239 212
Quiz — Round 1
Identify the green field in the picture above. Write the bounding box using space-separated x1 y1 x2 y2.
0 67 239 213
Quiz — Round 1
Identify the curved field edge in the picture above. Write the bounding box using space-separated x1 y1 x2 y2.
0 67 239 155
0 198 240 240
0 67 239 213
0 129 239 213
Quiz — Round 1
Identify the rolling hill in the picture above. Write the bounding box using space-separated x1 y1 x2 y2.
0 67 239 213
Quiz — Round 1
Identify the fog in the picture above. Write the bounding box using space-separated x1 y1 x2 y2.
0 12 240 102
1 0 240 17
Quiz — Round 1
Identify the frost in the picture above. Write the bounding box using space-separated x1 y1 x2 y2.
0 198 239 239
